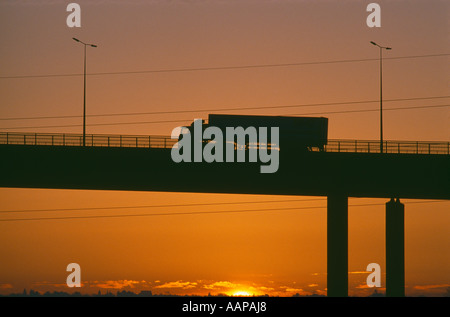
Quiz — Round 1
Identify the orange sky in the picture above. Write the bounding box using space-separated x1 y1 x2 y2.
0 0 449 297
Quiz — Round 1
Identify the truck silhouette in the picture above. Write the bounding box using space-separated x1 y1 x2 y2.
180 114 328 154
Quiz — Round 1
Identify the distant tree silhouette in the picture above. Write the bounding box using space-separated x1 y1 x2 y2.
138 290 153 297
368 289 384 297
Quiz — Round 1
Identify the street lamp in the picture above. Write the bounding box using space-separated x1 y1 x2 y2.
370 41 391 154
73 38 97 146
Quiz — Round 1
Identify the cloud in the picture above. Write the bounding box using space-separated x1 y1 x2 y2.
201 281 275 295
203 281 239 290
154 280 198 289
355 284 385 290
314 289 327 296
0 283 13 289
257 286 275 291
285 288 304 292
355 284 372 289
413 284 450 290
279 286 304 292
308 284 318 287
31 281 72 288
93 280 142 289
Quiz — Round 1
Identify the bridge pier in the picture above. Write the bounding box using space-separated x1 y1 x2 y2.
386 198 405 297
327 195 348 297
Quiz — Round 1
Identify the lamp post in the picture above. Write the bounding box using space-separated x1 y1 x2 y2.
73 38 97 146
370 41 391 154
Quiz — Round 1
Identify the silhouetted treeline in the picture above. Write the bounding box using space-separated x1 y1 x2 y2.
0 289 258 297
1 289 412 297
0 289 325 297
1 289 156 297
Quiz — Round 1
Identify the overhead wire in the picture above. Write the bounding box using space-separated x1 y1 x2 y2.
0 200 446 222
0 95 448 122
0 53 448 80
1 103 448 130
0 197 327 214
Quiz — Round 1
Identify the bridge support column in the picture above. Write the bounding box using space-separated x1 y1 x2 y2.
327 195 348 297
386 198 405 297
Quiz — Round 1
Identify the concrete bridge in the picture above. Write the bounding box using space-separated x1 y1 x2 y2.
1 132 449 297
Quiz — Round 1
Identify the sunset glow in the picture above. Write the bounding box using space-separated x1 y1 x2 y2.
232 291 253 297
0 0 449 299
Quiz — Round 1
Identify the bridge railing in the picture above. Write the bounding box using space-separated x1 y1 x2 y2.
0 132 449 155
0 132 177 149
323 139 450 155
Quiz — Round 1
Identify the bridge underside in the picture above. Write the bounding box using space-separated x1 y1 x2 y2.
0 145 448 199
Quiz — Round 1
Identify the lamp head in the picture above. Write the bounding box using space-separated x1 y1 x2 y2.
72 38 80 42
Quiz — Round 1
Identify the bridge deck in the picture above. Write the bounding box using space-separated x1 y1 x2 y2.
0 140 449 200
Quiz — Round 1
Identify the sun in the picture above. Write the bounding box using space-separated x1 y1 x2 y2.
232 290 252 297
